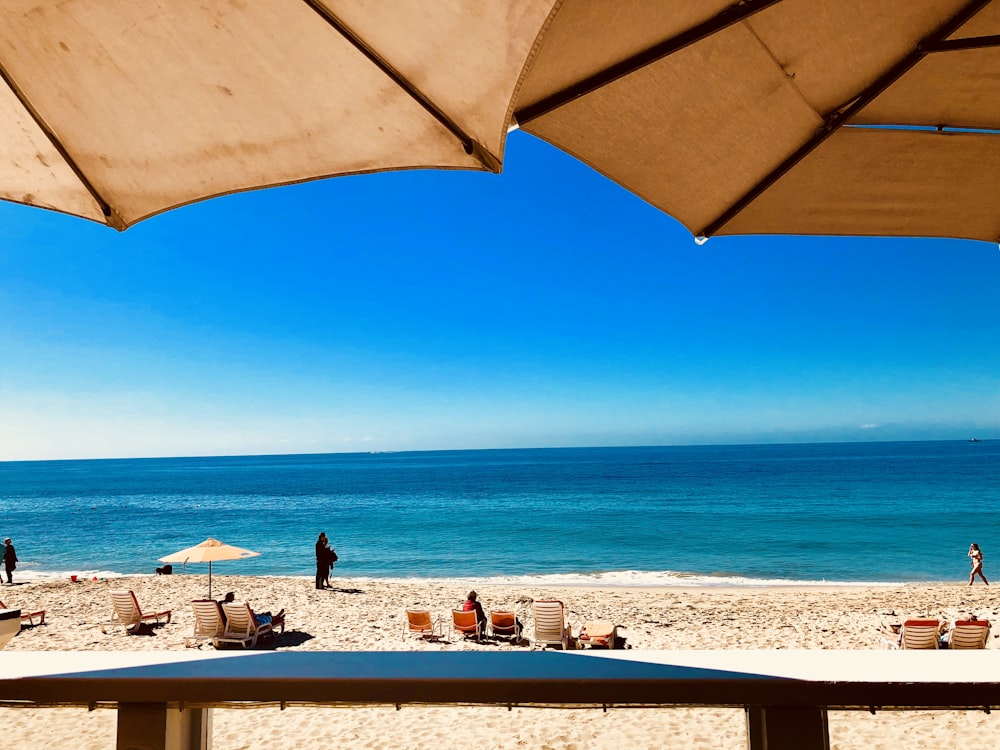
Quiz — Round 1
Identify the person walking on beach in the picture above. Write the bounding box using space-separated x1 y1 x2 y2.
969 543 988 585
3 538 17 584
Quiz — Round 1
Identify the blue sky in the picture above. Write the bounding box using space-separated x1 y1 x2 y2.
1 131 998 460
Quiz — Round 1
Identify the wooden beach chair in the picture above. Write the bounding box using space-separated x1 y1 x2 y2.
186 599 226 647
578 620 617 649
532 600 572 650
451 609 482 641
101 589 172 634
403 609 443 641
216 602 283 648
0 598 45 627
949 619 991 649
488 609 519 640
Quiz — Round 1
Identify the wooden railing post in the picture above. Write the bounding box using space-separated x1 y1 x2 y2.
117 703 212 750
746 705 829 750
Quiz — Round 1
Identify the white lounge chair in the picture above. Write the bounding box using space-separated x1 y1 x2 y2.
216 602 283 648
101 589 172 634
186 599 226 647
0 598 45 627
879 618 941 650
532 600 572 650
949 619 991 649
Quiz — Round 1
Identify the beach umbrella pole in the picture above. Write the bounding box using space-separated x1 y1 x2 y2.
208 561 213 599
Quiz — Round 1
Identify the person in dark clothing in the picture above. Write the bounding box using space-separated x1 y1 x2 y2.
323 540 338 588
3 538 17 585
217 591 236 623
315 532 329 590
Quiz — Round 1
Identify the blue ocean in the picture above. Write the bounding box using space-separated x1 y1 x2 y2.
0 441 995 586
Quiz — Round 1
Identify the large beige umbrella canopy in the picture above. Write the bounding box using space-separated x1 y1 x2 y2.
0 0 557 230
514 0 1000 243
1 1 998 242
159 538 260 599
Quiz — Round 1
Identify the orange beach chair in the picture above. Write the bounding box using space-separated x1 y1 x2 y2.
578 620 617 649
403 609 443 640
489 610 520 640
452 609 483 640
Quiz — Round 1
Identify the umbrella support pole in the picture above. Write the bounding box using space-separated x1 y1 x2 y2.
117 703 212 750
746 706 829 750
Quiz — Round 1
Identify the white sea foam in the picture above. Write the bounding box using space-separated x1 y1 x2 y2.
336 569 906 588
11 568 907 587
13 569 124 583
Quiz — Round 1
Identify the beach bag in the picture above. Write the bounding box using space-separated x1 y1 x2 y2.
330 549 339 563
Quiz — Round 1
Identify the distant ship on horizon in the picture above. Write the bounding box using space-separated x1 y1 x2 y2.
969 437 981 443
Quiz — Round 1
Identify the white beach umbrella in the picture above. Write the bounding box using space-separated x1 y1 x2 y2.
158 538 260 599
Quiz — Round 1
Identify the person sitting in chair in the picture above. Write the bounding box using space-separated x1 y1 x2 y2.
216 591 236 623
251 603 285 631
462 590 488 637
220 592 284 631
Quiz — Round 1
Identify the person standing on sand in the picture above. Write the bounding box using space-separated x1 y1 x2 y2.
3 538 17 584
315 532 329 590
969 543 988 585
323 539 338 588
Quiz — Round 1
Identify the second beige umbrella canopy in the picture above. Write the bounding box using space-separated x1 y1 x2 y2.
515 0 1000 243
159 538 260 599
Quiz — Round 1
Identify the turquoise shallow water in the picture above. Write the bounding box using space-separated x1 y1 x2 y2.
0 441 995 586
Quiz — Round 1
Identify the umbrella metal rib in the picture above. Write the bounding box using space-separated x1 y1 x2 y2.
921 33 1000 51
0 59 117 228
299 0 501 172
698 0 996 238
514 0 784 126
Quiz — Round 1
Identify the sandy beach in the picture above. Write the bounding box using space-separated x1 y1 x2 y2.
3 575 998 748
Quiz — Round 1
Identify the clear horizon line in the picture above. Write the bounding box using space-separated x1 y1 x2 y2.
1 435 993 465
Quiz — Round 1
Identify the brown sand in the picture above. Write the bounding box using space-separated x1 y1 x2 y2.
2 575 998 748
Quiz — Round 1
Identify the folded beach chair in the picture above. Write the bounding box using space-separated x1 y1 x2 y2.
0 598 45 627
101 589 172 634
403 609 443 641
216 602 283 648
879 618 942 650
489 609 519 640
186 599 226 648
451 609 482 641
949 619 991 649
532 600 572 650
578 620 617 649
